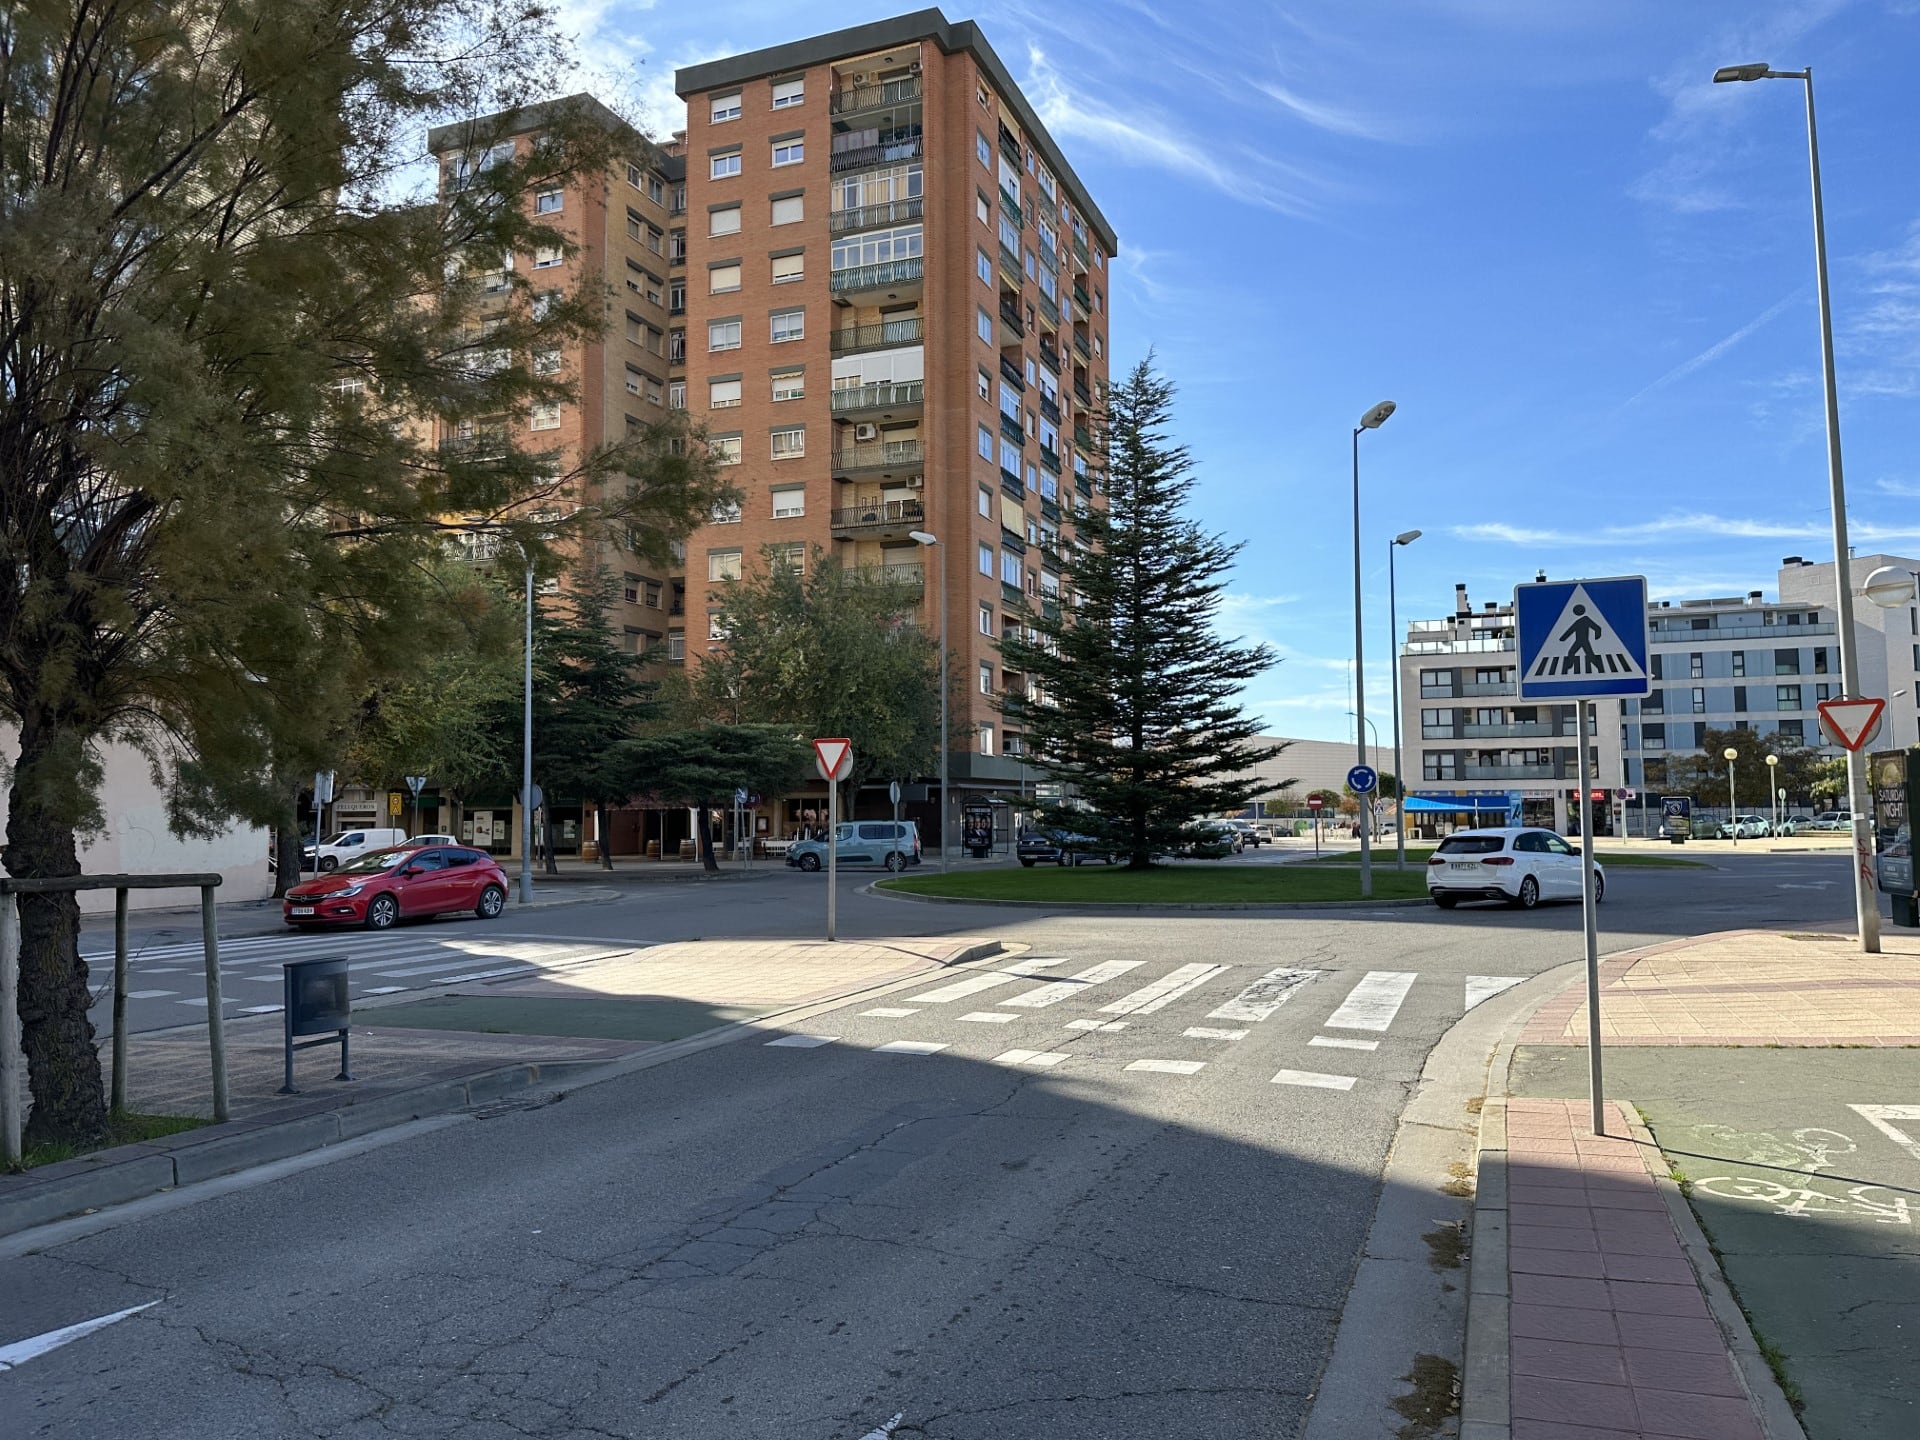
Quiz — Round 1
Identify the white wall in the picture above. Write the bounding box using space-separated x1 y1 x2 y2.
0 733 270 913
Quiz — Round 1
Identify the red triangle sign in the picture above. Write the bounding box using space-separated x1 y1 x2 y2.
813 737 853 780
1817 697 1886 752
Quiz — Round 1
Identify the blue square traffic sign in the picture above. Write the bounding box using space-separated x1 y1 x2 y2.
1514 576 1650 701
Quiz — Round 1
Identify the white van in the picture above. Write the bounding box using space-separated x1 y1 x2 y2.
304 828 408 871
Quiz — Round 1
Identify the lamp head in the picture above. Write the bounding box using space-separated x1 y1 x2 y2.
1766 754 1778 765
1713 63 1772 83
1358 400 1397 430
908 530 937 547
1862 564 1918 609
1723 747 1740 761
1393 529 1423 546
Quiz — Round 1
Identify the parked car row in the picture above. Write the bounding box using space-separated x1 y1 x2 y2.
1715 811 1845 839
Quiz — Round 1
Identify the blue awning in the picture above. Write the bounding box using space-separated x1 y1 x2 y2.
1404 794 1513 813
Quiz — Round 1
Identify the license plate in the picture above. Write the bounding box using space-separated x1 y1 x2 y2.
290 906 315 916
1450 863 1479 872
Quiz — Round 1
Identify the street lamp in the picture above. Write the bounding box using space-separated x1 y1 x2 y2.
1352 399 1396 898
1715 59 1879 951
909 530 949 872
520 548 535 904
1723 746 1740 846
1765 753 1780 836
1388 529 1422 869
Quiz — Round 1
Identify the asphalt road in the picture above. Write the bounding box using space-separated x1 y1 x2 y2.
2 849 1879 1437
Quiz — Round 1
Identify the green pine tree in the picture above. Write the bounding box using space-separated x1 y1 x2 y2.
999 359 1288 868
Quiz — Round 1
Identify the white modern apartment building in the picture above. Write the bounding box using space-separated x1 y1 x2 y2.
1395 554 1920 834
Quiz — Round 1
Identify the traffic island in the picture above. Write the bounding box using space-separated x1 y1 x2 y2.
876 864 1433 907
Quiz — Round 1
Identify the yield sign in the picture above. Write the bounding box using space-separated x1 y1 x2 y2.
813 737 854 781
1817 697 1885 752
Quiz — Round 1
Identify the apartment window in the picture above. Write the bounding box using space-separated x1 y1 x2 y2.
977 307 993 345
830 224 922 271
978 485 992 517
1643 689 1664 713
669 279 685 313
711 152 742 180
771 78 804 109
978 424 994 461
771 140 804 167
532 348 560 376
771 484 806 517
978 249 992 286
772 253 804 284
1424 755 1458 781
771 309 804 343
710 436 741 465
772 370 804 401
526 399 560 431
1692 722 1709 748
771 195 804 226
667 632 685 662
1001 550 1022 586
771 428 805 461
979 663 994 696
1733 686 1748 712
710 205 742 237
711 498 741 523
535 188 563 214
707 319 741 351
1731 650 1745 677
978 543 993 576
1650 653 1663 680
710 92 742 123
668 380 686 410
976 130 991 166
1690 687 1706 714
1779 719 1805 742
1814 646 1830 674
1774 647 1800 675
976 192 990 225
979 603 994 636
1641 723 1664 748
708 379 741 409
709 263 742 293
768 542 805 572
1025 248 1036 279
1778 684 1802 710
977 723 995 756
670 230 687 262
708 549 743 582
1816 682 1833 702
1689 652 1703 679
641 581 662 608
533 245 562 269
708 612 731 643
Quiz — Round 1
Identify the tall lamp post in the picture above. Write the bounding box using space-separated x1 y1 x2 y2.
1714 60 1879 951
1352 399 1397 898
1765 753 1780 836
1723 746 1740 846
1388 529 1422 869
520 549 535 905
909 530 949 872
1865 568 1920 748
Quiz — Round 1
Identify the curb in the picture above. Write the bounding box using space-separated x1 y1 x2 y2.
0 940 1004 1240
869 885 1434 912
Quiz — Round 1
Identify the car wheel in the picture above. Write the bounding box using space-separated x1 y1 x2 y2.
1513 876 1539 910
798 854 821 872
319 856 338 872
1433 893 1459 910
1056 851 1070 867
365 895 399 931
1019 858 1035 868
1594 873 1605 905
475 884 506 919
884 851 904 872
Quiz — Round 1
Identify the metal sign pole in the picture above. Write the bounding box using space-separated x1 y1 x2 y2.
1578 701 1604 1135
826 777 838 941
110 889 129 1114
0 894 19 1165
201 883 229 1124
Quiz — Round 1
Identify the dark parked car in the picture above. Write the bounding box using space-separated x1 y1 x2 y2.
1017 829 1115 867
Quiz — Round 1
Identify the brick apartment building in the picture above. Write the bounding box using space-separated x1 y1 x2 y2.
414 12 1116 857
673 11 1117 845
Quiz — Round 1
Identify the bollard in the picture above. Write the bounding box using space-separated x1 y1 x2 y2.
110 889 129 1114
202 885 228 1123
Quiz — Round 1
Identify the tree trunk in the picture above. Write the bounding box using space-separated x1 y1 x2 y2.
272 809 303 899
543 817 559 875
697 799 719 873
596 800 613 869
5 726 106 1147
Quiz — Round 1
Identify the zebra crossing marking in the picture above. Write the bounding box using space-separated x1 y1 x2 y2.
993 1049 1071 1068
766 1034 836 1048
1099 963 1229 1016
906 959 1065 1005
958 1011 1018 1024
862 1007 919 1018
1323 972 1416 1031
1184 1027 1247 1041
1310 1036 1378 1052
1465 975 1525 1010
1208 967 1321 1023
1065 1018 1127 1032
1273 1069 1357 1091
874 1040 948 1056
1001 960 1146 1009
124 990 175 1000
1126 1059 1205 1075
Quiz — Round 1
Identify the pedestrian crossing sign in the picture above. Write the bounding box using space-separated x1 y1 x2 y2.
1515 575 1650 700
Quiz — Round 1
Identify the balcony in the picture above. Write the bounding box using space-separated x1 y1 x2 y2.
1037 343 1061 373
438 430 507 457
831 496 926 539
998 299 1025 343
1038 445 1062 474
1075 472 1094 497
1073 331 1091 361
831 439 922 477
830 257 924 298
998 242 1023 286
830 380 924 416
1040 496 1061 523
1036 290 1059 329
1073 379 1092 406
998 122 1022 164
1003 581 1026 608
1462 722 1564 739
1462 764 1559 781
1000 413 1025 446
830 136 923 173
1038 393 1060 425
1073 280 1091 313
1459 680 1517 695
999 186 1024 230
856 561 925 591
1000 469 1025 501
829 197 924 234
830 316 924 354
998 355 1025 391
1073 232 1090 266
831 76 922 116
1074 424 1092 451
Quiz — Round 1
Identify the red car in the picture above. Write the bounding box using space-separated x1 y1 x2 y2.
283 845 509 929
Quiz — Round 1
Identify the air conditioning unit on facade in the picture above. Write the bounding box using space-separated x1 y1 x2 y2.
854 422 880 441
904 476 923 488
851 72 872 86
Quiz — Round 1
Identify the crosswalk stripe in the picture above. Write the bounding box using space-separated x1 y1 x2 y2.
1184 1027 1247 1041
1001 959 1144 1009
957 1012 1018 1024
1100 963 1229 1016
905 959 1064 1004
1126 1059 1205 1075
373 956 537 978
993 1049 1070 1068
1309 1036 1378 1052
1208 967 1321 1023
1465 975 1525 1010
1273 1069 1357 1091
1324 972 1417 1031
124 989 175 1000
874 1040 947 1056
1065 1018 1127 1032
766 1034 835 1048
862 1007 919 1018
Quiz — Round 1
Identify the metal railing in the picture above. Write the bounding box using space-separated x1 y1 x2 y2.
829 380 924 413
1000 413 1026 446
832 498 925 533
830 137 923 172
831 439 922 473
1462 764 1560 780
831 76 922 115
998 300 1024 337
1073 332 1091 360
829 197 924 234
999 356 1025 391
830 257 924 293
830 317 924 353
855 561 924 589
1461 722 1564 739
1038 394 1060 425
1036 291 1059 328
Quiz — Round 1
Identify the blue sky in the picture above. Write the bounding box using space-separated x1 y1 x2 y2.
552 0 1920 743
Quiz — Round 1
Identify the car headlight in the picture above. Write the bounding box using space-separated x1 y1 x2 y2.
332 883 366 898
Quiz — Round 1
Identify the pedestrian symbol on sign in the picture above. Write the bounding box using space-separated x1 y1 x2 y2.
1525 584 1647 684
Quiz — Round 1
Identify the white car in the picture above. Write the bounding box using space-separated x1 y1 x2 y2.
1811 812 1852 832
1426 827 1605 910
1718 815 1771 839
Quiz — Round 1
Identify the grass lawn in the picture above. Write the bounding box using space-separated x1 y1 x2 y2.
1314 847 1705 869
879 863 1432 904
10 1110 207 1173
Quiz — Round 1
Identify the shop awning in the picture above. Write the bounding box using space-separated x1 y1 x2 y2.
1404 794 1514 813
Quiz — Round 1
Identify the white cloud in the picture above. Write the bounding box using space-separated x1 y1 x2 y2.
1450 523 1582 546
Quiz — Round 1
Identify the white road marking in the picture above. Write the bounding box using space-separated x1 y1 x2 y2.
1273 1069 1358 1091
1323 971 1417 1031
861 1007 920 1017
1310 1036 1379 1052
857 1413 905 1440
1065 1018 1128 1032
1100 962 1230 1015
1183 1027 1247 1041
992 1049 1071 1068
424 966 540 987
874 1040 948 1056
957 1012 1017 1024
1465 975 1525 1011
0 1301 158 1372
239 1005 284 1015
765 1034 836 1048
363 986 407 995
1208 967 1321 1023
242 974 283 982
1002 959 1145 1008
1850 1105 1920 1162
905 959 1063 1004
1126 1059 1205 1075
123 990 175 1000
177 998 208 1007
373 956 539 978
